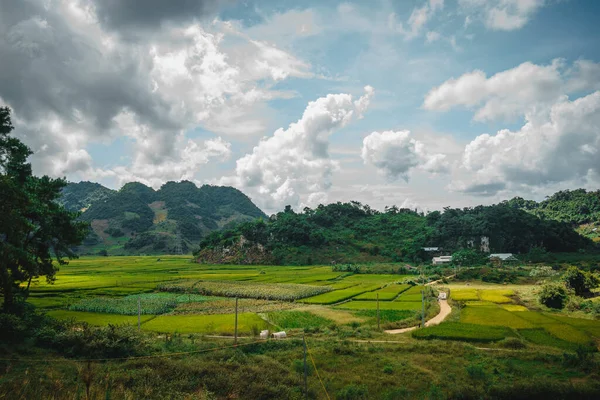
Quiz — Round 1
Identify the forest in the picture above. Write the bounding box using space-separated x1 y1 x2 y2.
196 201 594 265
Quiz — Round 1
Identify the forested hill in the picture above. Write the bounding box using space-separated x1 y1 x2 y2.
195 201 594 265
506 189 600 242
61 181 267 255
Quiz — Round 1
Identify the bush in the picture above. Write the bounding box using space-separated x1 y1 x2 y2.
563 266 600 296
499 337 527 349
336 384 369 400
538 283 568 309
0 313 27 342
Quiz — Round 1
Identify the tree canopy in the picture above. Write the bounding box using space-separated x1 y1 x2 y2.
0 107 88 311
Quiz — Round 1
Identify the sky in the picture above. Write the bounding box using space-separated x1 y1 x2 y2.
1 0 599 214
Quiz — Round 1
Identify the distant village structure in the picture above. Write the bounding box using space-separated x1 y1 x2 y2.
426 237 520 266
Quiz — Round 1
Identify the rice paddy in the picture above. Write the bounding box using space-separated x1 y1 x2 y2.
158 280 332 301
25 256 600 351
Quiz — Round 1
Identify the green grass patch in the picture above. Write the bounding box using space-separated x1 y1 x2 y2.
69 293 212 315
412 322 511 343
266 311 333 329
299 285 379 305
478 289 514 304
47 310 155 326
159 280 331 301
354 284 411 300
450 289 479 301
461 306 534 329
353 309 413 324
519 329 579 350
142 313 269 334
334 301 422 311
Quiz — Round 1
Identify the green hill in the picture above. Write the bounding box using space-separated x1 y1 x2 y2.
64 181 267 255
195 200 594 265
59 181 115 212
506 189 600 243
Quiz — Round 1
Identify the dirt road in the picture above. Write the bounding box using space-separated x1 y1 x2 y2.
384 299 452 334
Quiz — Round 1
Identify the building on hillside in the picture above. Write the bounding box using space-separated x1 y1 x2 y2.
432 255 453 265
489 253 519 266
423 247 440 252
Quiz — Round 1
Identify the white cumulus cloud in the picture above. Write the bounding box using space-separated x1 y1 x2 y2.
423 59 600 122
361 130 449 181
451 91 600 195
224 86 375 212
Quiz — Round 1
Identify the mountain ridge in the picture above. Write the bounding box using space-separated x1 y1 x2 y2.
61 180 267 255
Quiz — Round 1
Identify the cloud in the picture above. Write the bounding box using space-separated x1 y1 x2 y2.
93 0 230 33
223 86 375 212
423 59 600 122
459 0 545 31
388 0 445 40
361 130 449 181
450 91 600 195
0 0 315 185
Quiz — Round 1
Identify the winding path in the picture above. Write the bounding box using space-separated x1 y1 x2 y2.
384 299 452 334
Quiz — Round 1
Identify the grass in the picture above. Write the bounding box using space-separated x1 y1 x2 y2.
478 289 514 304
47 310 155 326
334 300 422 311
394 285 425 302
142 313 270 334
266 311 333 329
450 289 479 301
159 280 332 301
518 329 579 351
299 285 380 305
461 305 534 329
353 309 413 324
412 322 512 342
69 293 211 315
354 284 411 300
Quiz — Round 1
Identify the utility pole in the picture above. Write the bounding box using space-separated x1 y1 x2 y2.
303 334 308 400
137 296 141 331
421 287 425 328
174 231 183 255
234 297 238 346
376 293 380 330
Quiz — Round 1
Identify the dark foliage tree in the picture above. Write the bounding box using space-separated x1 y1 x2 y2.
563 266 600 296
0 107 88 311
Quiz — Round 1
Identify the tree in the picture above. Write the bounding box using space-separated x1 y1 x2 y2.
538 283 569 309
562 266 600 296
451 249 484 267
0 107 88 311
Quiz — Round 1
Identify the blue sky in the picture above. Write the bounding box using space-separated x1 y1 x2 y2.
1 0 599 213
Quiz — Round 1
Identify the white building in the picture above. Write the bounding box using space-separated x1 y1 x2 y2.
432 255 453 265
489 253 519 262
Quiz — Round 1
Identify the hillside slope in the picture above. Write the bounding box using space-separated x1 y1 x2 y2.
506 189 600 242
196 201 593 265
64 181 267 255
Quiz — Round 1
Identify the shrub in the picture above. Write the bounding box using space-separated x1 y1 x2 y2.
538 283 568 309
336 384 369 400
563 266 600 296
0 313 27 342
499 337 527 349
382 365 394 374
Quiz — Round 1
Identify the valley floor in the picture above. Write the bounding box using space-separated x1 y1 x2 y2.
2 256 598 399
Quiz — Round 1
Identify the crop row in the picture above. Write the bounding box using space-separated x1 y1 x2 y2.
158 280 332 301
299 284 382 305
354 284 411 300
412 322 512 342
69 293 210 315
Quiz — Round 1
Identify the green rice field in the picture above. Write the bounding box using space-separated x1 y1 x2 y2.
25 256 600 352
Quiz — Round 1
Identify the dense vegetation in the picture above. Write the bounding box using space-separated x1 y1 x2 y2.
0 107 87 311
63 180 267 255
197 201 593 265
507 189 600 225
